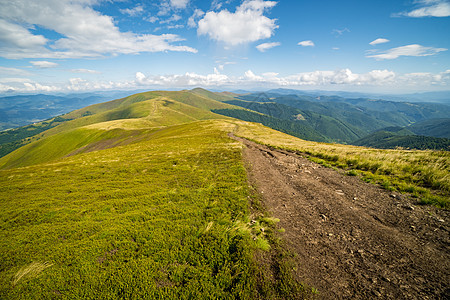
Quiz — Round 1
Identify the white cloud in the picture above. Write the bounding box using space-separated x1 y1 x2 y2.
369 38 390 46
135 70 231 87
256 42 280 52
367 44 447 60
120 4 144 17
30 61 58 68
160 14 182 24
1 68 449 93
170 0 189 9
70 68 101 74
298 40 315 47
197 0 278 45
211 0 233 10
167 24 184 29
217 61 236 71
395 0 450 17
187 9 205 28
332 28 350 37
0 66 32 76
0 0 197 59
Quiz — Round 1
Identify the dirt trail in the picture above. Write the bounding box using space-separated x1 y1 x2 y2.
233 135 449 299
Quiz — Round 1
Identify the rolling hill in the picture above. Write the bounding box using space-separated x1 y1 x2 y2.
0 88 448 299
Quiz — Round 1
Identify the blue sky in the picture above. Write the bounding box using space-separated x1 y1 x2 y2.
0 0 449 93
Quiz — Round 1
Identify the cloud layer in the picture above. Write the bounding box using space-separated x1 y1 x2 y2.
3 68 450 93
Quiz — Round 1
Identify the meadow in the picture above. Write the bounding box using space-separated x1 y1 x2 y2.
0 120 310 299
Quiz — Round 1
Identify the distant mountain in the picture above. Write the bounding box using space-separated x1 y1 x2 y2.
353 129 450 151
266 88 450 104
214 91 450 150
408 118 450 139
0 94 113 131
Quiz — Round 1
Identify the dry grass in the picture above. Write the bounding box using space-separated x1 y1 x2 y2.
13 262 53 286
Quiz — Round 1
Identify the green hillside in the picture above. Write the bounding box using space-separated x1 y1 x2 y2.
353 130 450 151
221 100 364 143
409 118 450 138
0 90 239 163
1 89 449 299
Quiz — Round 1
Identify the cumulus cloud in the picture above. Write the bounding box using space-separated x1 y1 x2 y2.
0 0 197 59
367 44 447 60
298 40 315 47
197 0 278 45
369 38 390 46
256 42 280 52
30 61 58 68
394 0 450 17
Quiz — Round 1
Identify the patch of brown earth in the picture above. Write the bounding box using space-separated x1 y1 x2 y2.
233 135 449 299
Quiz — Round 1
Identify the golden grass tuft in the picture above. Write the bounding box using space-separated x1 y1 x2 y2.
13 262 53 286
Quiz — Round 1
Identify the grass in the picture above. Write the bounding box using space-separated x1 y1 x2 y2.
234 121 450 209
0 120 311 299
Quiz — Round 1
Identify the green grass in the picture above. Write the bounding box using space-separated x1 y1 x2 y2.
0 120 311 299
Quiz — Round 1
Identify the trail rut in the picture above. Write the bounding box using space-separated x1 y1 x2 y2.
234 135 449 299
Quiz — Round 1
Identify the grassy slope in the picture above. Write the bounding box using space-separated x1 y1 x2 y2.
0 91 240 169
0 120 310 299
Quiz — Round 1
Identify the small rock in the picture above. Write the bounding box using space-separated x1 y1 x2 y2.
390 194 397 199
403 205 415 210
353 197 358 200
437 218 445 223
328 233 333 237
372 290 382 297
320 214 328 220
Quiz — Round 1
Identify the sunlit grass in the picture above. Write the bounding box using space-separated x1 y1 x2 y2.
0 120 312 299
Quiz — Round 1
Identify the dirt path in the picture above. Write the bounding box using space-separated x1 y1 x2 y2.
233 135 449 299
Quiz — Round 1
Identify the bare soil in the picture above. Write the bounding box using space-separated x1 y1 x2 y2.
233 135 449 299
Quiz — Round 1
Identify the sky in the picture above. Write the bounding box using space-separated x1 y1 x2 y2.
0 0 449 94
